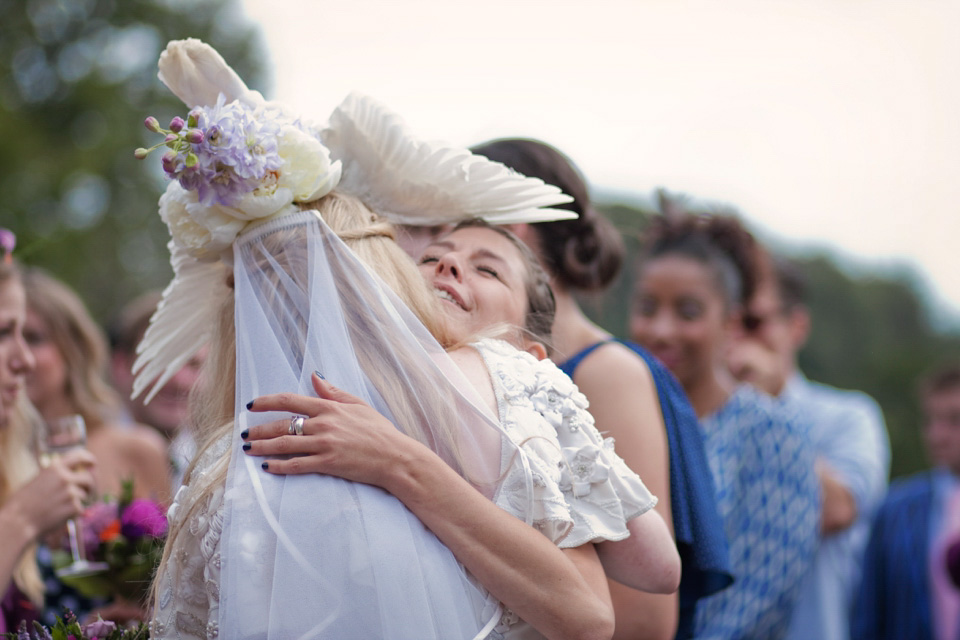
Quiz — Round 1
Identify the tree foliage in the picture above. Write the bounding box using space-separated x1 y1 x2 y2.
589 195 960 480
0 0 267 319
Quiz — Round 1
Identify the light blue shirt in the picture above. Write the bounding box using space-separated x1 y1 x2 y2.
784 373 890 640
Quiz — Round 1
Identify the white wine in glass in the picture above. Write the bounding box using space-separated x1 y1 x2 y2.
36 414 109 578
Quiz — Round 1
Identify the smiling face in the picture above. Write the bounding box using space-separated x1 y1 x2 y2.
418 226 531 345
0 277 35 426
630 254 737 394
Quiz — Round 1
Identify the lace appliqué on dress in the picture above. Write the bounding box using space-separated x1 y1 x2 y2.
150 436 230 640
476 339 656 547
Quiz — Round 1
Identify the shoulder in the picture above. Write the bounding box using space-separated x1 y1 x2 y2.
572 341 656 398
800 377 884 419
882 472 935 507
447 345 498 417
100 422 169 461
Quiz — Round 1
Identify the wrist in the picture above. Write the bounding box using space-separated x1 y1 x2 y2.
380 439 447 505
0 499 39 552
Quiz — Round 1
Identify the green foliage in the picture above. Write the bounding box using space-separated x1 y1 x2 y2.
588 197 960 480
0 0 268 322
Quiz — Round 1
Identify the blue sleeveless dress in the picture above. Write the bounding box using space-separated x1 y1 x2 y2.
559 339 733 640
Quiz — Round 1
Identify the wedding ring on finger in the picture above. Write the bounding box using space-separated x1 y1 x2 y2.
289 415 305 436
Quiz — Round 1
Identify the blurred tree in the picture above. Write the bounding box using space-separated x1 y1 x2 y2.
587 194 960 480
0 0 267 321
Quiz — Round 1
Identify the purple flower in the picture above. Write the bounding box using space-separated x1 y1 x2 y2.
81 619 116 638
169 116 185 133
81 502 118 557
120 499 168 539
0 229 15 256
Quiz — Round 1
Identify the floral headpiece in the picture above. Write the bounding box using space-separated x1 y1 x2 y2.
133 39 576 402
137 87 340 261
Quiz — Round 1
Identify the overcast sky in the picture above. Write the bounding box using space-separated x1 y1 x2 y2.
241 0 960 321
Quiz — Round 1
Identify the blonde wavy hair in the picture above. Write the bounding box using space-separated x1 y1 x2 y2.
0 262 44 605
153 191 469 605
22 268 122 430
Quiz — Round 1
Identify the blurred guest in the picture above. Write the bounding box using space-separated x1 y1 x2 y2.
108 291 203 490
728 254 889 640
0 235 95 631
853 362 960 640
472 138 731 640
22 268 170 504
630 212 820 639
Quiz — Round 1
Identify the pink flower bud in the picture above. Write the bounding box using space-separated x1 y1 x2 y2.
169 116 185 133
162 151 177 174
144 116 161 133
185 129 205 144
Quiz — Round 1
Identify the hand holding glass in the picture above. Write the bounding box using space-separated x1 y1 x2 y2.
36 415 108 577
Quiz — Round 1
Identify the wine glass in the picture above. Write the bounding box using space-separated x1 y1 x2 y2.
36 414 109 577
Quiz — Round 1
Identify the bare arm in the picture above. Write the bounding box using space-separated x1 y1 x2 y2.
573 344 680 640
245 373 614 640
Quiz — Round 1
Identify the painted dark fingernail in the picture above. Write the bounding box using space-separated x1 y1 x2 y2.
240 429 249 440
261 461 269 470
246 400 254 410
314 370 325 380
242 442 252 451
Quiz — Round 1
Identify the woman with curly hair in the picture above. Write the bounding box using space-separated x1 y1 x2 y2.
629 211 820 639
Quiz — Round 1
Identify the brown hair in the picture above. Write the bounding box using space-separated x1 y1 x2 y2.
22 268 121 429
471 138 624 292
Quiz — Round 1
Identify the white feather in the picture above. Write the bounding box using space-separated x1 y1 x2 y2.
158 38 262 109
132 241 226 403
321 93 577 226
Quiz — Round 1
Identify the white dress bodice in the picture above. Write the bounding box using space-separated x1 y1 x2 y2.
151 338 655 640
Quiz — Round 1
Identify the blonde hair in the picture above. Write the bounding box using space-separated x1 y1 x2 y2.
22 268 122 430
0 263 44 605
154 191 471 605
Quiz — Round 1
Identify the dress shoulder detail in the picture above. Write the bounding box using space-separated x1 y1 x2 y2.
475 339 657 549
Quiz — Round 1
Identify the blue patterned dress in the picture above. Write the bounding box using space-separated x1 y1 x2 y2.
694 385 820 640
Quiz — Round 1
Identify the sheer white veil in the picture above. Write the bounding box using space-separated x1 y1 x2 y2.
222 208 514 638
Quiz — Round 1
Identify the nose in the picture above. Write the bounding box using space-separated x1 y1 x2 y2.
11 331 35 375
435 252 462 281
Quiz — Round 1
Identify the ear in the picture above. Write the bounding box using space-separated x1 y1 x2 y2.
788 305 811 349
522 340 548 361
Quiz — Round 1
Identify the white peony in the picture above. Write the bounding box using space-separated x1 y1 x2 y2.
159 183 245 261
276 124 342 203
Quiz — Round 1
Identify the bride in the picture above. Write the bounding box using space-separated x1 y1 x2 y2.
138 39 675 639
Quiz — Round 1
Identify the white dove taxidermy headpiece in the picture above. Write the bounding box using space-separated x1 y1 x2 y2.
133 38 575 403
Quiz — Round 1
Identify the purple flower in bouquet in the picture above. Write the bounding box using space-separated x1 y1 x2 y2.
80 618 116 638
80 502 119 559
120 499 168 539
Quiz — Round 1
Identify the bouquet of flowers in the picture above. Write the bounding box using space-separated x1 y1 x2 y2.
53 482 167 606
3 610 148 639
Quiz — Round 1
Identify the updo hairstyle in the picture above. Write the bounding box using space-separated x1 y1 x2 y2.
639 212 760 310
470 138 624 292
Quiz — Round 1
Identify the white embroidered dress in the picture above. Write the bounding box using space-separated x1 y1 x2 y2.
151 338 655 640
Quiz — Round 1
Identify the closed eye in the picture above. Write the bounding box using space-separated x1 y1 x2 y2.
477 265 500 279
